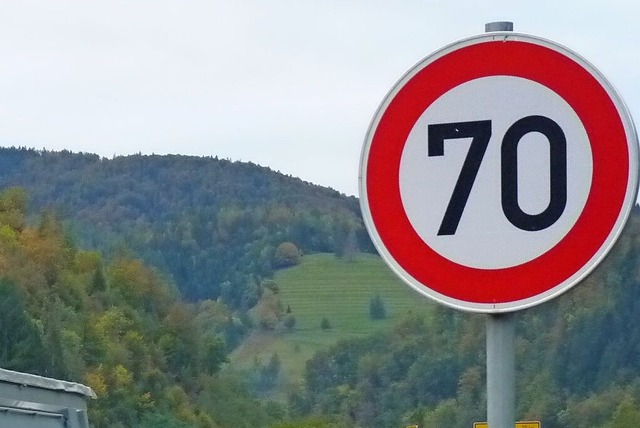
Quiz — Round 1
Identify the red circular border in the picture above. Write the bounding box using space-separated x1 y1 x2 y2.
364 39 630 306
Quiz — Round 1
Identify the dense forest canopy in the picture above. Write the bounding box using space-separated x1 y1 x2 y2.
1 147 640 427
283 207 640 427
0 147 374 305
0 187 287 427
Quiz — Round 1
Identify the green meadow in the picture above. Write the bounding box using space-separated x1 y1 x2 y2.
229 253 436 394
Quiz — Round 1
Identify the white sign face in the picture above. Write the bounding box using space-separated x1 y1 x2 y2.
400 76 593 269
359 32 638 313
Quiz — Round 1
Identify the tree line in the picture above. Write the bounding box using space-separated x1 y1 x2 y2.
0 187 288 427
3 147 640 427
0 147 374 307
279 207 640 427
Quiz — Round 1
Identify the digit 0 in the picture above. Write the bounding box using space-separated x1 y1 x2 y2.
501 115 567 231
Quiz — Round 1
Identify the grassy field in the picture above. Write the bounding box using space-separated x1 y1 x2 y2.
228 252 435 395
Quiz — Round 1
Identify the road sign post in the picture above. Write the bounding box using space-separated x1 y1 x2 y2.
360 20 638 428
487 312 515 428
485 23 517 428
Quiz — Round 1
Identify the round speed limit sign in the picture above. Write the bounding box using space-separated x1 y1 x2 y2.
359 32 639 313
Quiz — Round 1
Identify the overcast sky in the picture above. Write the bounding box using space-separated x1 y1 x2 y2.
0 1 638 196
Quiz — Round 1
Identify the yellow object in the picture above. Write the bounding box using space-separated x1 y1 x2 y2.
473 422 540 428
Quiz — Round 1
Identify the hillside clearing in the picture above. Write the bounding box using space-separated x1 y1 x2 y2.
228 253 435 394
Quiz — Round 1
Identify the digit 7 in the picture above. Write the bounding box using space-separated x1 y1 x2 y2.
428 120 492 235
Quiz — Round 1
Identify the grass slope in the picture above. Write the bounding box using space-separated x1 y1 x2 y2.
229 253 435 395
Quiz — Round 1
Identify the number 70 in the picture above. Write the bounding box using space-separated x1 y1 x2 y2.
428 115 567 236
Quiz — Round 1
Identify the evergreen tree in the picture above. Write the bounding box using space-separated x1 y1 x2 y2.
0 279 45 373
369 294 387 320
320 317 332 331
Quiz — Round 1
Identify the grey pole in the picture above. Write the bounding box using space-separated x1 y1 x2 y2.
485 21 514 32
486 313 516 428
483 22 516 427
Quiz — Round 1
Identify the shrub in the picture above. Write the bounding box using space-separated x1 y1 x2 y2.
273 242 301 268
369 295 387 320
320 317 332 331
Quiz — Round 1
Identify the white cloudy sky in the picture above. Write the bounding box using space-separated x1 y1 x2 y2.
0 1 638 196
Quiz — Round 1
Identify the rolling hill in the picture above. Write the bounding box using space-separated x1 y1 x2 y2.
229 253 436 397
0 147 374 304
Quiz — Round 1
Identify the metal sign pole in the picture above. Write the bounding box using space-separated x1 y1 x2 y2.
486 313 516 428
483 21 516 428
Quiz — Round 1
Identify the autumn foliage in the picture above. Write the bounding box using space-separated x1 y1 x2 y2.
0 188 276 427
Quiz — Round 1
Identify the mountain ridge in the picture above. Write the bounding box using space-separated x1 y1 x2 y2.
0 146 373 303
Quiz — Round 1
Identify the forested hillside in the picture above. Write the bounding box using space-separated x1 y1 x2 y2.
0 187 291 427
0 147 373 305
282 207 640 428
3 146 640 427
